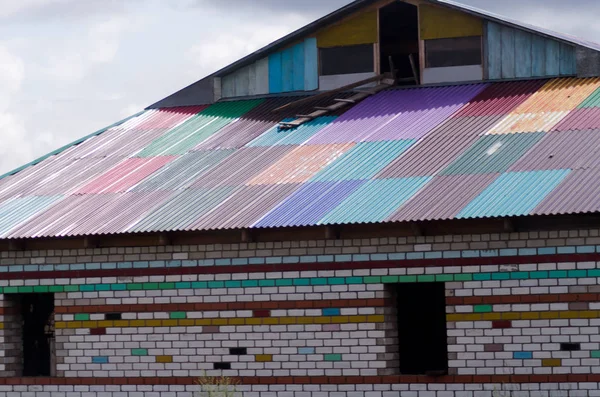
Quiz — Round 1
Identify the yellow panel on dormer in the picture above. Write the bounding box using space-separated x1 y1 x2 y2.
420 4 483 40
317 10 378 48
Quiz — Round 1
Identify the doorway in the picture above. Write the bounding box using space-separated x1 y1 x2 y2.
379 1 420 84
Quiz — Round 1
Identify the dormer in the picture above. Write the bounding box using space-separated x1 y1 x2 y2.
151 0 600 108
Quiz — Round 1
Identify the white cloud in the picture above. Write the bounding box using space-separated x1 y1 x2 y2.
186 15 308 76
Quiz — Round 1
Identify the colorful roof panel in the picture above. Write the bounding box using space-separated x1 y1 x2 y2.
3 77 600 238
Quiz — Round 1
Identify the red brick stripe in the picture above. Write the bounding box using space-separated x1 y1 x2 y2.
446 293 600 306
55 298 387 314
3 374 600 385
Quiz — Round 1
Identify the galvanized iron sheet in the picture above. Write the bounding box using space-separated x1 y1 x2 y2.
318 177 432 225
533 169 600 215
254 181 366 228
4 78 600 237
377 115 504 178
441 132 545 175
388 174 498 222
509 130 600 171
457 169 570 218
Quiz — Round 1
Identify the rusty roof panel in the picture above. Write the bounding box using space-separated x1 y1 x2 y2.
509 129 600 171
388 174 498 222
248 144 354 185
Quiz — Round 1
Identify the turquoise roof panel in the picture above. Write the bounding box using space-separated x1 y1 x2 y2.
319 177 432 225
457 169 571 218
311 140 416 182
441 132 546 175
0 196 63 237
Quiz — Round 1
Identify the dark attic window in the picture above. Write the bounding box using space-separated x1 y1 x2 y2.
425 36 482 68
395 282 448 375
320 44 375 76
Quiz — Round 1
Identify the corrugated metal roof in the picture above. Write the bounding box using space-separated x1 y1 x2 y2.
318 178 432 225
388 174 498 222
4 78 600 238
254 181 366 228
311 140 415 182
377 115 504 178
578 88 600 108
441 132 546 175
533 168 600 215
457 169 570 218
510 130 600 171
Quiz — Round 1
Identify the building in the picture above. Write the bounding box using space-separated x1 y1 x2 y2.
1 0 600 395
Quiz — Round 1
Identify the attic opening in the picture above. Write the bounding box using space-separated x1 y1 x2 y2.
379 1 419 85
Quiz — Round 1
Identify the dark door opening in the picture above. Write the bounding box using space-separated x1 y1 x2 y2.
21 293 54 376
396 282 448 375
379 1 420 84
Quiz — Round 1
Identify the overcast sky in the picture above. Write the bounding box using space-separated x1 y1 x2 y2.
0 0 598 174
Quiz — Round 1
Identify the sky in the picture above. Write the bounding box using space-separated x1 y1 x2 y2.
0 0 598 174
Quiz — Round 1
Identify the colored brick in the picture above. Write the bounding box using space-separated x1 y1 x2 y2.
324 354 342 361
156 356 173 363
131 349 148 356
542 359 562 367
255 354 273 362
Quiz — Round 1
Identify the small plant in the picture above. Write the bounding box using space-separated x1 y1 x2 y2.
196 372 240 397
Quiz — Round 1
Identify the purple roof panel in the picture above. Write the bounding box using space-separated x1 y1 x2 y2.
306 85 487 144
552 108 600 132
533 168 600 215
388 174 499 222
253 180 366 228
509 129 600 171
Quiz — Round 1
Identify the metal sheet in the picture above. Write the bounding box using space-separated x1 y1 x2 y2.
191 146 296 188
533 168 600 215
248 144 354 185
75 157 175 194
487 78 600 134
457 169 570 218
191 183 301 230
254 180 366 228
441 132 545 175
552 108 600 131
307 84 487 144
377 115 503 178
67 191 175 236
131 150 235 192
388 174 498 222
128 187 238 233
311 140 415 181
510 129 600 171
318 177 432 225
454 80 547 117
578 88 600 108
247 116 337 147
137 100 263 156
5 194 114 238
0 196 63 238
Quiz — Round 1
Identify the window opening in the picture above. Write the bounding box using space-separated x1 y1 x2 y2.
379 1 420 85
320 44 375 76
425 36 482 68
396 282 447 375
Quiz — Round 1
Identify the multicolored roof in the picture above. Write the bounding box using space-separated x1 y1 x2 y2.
2 77 600 238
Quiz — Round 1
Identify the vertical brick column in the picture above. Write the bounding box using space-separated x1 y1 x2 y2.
379 285 399 375
1 295 23 377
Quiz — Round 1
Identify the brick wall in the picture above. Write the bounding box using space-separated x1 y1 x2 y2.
1 228 600 396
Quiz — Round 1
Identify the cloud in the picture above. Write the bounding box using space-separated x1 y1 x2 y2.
186 14 309 76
